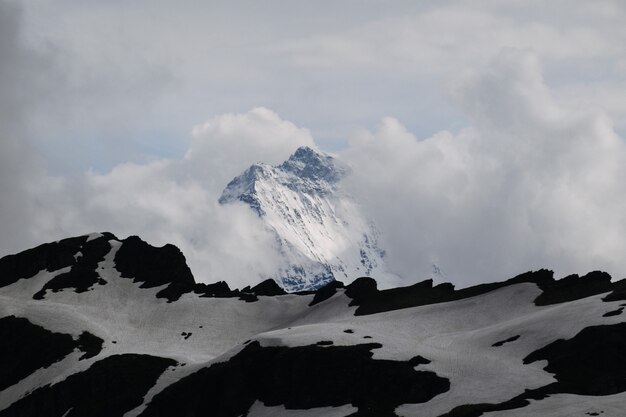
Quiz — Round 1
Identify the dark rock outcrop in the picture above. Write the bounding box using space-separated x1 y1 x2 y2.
523 322 626 396
0 354 176 417
309 280 345 306
33 235 112 300
0 316 103 391
602 278 626 302
0 234 114 289
114 235 195 289
345 269 618 316
533 271 613 306
140 342 448 417
247 278 287 296
440 322 626 417
492 335 521 347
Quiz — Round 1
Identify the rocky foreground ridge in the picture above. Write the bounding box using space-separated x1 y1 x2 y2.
1 233 626 417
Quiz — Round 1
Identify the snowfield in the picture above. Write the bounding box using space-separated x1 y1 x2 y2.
1 232 625 416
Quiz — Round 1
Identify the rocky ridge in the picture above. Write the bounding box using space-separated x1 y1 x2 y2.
1 233 626 416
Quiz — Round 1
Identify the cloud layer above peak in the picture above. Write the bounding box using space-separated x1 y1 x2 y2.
41 108 315 288
3 1 626 288
185 107 315 191
342 50 626 285
6 48 623 289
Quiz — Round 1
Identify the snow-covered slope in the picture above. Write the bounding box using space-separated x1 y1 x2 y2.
219 146 395 291
1 233 626 417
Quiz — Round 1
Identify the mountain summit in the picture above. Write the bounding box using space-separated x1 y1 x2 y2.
219 146 393 291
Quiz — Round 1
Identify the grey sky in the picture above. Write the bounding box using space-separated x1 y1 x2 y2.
2 0 626 287
20 0 626 171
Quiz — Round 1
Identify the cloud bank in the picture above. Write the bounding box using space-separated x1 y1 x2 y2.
343 50 626 285
3 1 626 288
35 108 315 288
18 0 626 167
13 50 625 289
0 1 64 256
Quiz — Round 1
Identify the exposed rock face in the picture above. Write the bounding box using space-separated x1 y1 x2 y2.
114 235 195 289
219 146 392 291
0 316 102 391
0 233 116 289
1 354 176 417
140 342 449 417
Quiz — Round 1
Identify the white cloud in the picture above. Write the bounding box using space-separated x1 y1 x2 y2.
33 108 314 288
4 0 626 290
0 5 319 288
342 50 626 286
53 52 626 289
555 81 626 133
0 1 65 255
78 161 284 288
185 107 315 192
18 0 626 173
268 2 625 74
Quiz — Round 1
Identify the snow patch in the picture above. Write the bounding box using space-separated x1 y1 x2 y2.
85 233 104 243
247 401 357 417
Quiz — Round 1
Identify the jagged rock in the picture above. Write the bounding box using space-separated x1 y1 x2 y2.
0 316 103 391
114 235 195 288
0 233 115 288
0 354 176 417
140 342 448 417
247 279 286 296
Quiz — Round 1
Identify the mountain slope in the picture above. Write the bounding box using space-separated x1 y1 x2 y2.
1 233 626 416
219 146 394 291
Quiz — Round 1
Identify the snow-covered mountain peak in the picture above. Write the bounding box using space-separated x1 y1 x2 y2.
218 163 273 215
218 146 393 291
279 146 348 185
219 146 348 211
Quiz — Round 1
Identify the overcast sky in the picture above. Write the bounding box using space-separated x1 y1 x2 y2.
2 0 626 288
